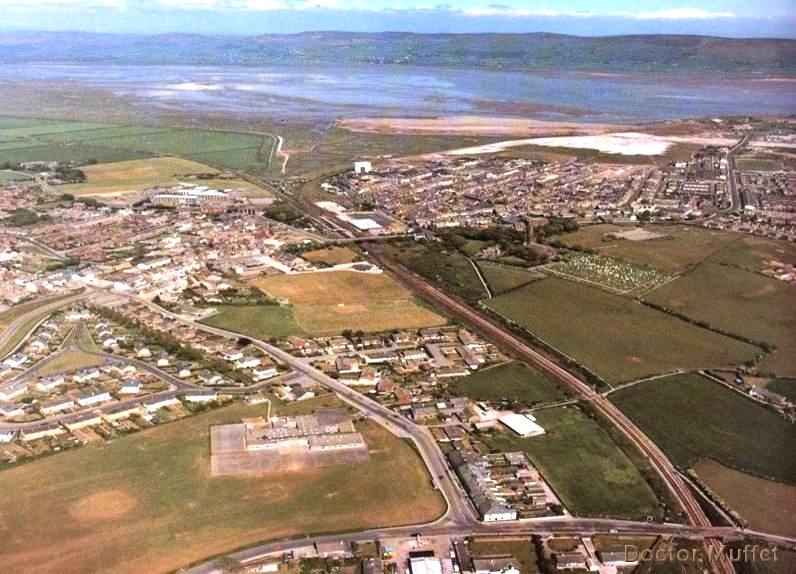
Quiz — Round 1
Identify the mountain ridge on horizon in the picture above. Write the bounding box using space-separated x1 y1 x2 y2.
1 30 794 74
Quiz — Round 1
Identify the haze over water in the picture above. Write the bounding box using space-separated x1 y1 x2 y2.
3 62 794 122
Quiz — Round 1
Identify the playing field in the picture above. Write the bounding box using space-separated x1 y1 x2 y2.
735 157 781 171
693 458 796 537
250 271 446 335
301 246 360 266
485 405 662 520
450 360 568 406
202 305 306 339
478 261 540 294
610 373 796 483
486 277 757 384
551 224 739 273
708 233 796 272
0 397 446 574
644 262 796 377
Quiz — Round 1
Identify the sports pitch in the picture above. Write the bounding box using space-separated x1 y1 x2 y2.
250 270 446 335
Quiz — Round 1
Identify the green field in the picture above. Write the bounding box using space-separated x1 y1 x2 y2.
644 262 796 377
0 397 446 574
486 277 757 384
0 170 31 182
478 261 540 294
767 379 796 402
551 224 738 273
251 270 446 335
0 116 278 173
735 157 782 172
708 234 796 272
468 539 539 574
202 305 306 339
485 405 662 520
36 350 105 377
611 373 796 482
450 361 568 405
694 459 796 537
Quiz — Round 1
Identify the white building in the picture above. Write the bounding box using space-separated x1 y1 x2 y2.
499 413 545 437
354 161 372 174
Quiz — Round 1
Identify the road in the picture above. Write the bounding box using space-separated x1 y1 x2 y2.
721 132 751 214
368 247 737 574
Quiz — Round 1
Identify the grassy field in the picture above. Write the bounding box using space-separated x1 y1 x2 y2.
60 157 218 196
478 262 540 294
693 459 796 537
767 379 796 402
0 170 30 182
0 397 446 574
0 295 71 329
250 271 446 335
644 262 796 377
735 157 781 171
450 361 568 406
202 305 306 339
551 224 739 273
35 351 105 377
708 234 796 272
0 116 278 173
611 374 796 483
486 277 757 384
301 246 360 266
485 405 662 520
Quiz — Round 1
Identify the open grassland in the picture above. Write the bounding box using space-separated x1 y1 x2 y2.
202 305 306 339
486 277 757 384
767 379 796 402
0 295 71 328
552 224 738 273
450 361 568 406
35 351 105 377
485 405 662 520
0 116 278 173
0 170 30 182
301 246 360 266
60 157 217 196
550 253 674 294
478 261 540 294
644 262 796 377
708 234 796 272
735 157 782 171
0 397 445 574
694 459 796 537
250 271 446 335
611 374 796 483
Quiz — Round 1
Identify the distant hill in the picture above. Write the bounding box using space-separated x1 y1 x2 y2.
1 31 794 74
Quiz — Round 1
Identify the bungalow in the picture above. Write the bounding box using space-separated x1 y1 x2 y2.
335 357 360 374
357 367 381 386
457 346 484 370
64 411 103 431
0 382 28 401
35 375 65 392
252 365 278 381
0 429 13 443
143 396 181 413
134 341 152 358
73 368 101 383
77 388 111 407
236 356 261 370
66 308 91 321
101 336 119 349
30 336 51 351
223 350 244 362
176 362 193 378
0 402 24 417
245 391 270 405
183 390 218 403
198 369 223 385
156 352 171 367
40 397 75 415
103 403 143 422
402 348 429 362
555 553 586 571
360 349 399 365
472 558 520 574
107 363 136 376
327 337 352 353
21 421 65 441
119 379 142 394
3 353 29 368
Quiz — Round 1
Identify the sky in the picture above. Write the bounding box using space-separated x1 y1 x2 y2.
0 0 793 37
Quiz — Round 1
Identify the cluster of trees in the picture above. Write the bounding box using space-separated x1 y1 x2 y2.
3 208 48 227
53 165 86 183
264 200 305 225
